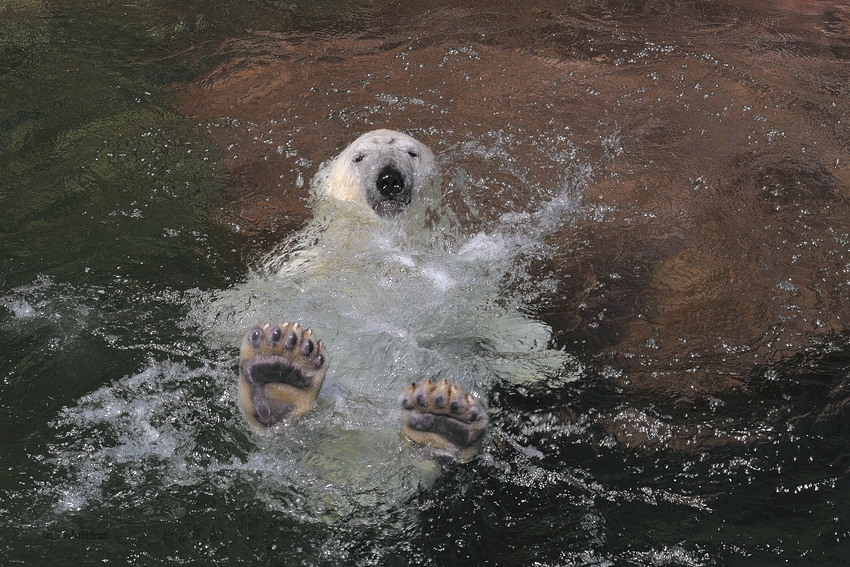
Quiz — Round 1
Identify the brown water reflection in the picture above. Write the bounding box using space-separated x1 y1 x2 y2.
178 0 850 397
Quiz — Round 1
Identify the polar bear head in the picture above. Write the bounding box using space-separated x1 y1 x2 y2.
313 129 435 218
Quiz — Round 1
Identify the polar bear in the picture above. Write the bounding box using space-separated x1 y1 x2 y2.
238 130 489 462
312 128 436 218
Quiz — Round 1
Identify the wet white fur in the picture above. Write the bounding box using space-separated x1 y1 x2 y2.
312 129 435 207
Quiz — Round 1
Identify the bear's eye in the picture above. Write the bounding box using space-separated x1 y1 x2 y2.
407 151 418 158
353 155 364 163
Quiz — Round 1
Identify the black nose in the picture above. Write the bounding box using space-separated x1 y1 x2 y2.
377 166 405 197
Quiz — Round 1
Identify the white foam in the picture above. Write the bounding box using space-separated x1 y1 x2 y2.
7 300 35 318
41 150 585 519
47 360 224 512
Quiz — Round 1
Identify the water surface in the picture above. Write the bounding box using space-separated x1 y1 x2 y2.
2 0 850 565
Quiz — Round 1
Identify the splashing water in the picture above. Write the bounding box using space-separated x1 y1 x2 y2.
39 163 582 521
6 1 849 562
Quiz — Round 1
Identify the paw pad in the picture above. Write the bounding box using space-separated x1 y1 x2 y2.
239 322 328 427
400 378 489 462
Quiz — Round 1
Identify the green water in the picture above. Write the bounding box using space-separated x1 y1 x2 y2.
1 1 243 560
2 1 850 565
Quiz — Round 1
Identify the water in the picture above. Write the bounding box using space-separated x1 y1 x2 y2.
2 0 850 564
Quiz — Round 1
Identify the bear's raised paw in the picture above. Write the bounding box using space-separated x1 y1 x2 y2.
239 323 488 462
239 322 328 427
400 378 489 463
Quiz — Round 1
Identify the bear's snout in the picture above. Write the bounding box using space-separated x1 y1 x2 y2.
376 165 407 199
371 164 412 218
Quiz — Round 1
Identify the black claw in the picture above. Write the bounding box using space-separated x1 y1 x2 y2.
250 328 263 347
401 394 414 410
284 331 298 350
270 327 282 345
301 339 314 356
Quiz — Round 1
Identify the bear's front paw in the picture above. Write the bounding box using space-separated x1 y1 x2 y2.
400 378 489 463
239 322 328 427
